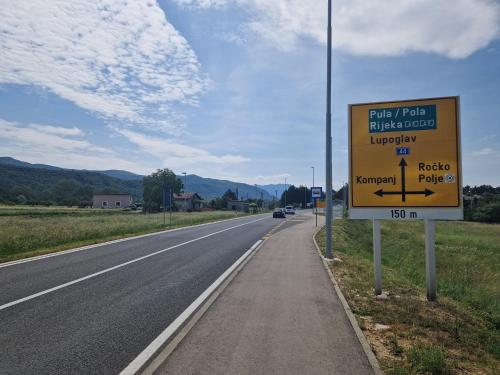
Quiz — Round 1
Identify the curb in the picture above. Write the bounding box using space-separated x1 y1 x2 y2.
312 227 384 375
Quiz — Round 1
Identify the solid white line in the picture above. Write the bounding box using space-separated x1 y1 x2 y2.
0 214 266 269
0 217 268 312
120 239 264 375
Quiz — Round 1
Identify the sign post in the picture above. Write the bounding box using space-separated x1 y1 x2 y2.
311 187 322 228
425 219 436 300
373 219 382 295
349 97 462 300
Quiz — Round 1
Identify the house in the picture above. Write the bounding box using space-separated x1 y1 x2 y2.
173 192 204 211
227 200 250 212
92 194 133 209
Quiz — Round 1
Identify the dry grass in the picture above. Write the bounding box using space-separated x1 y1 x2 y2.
316 219 500 375
0 206 250 262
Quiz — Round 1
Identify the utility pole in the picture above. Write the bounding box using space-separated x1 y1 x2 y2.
284 177 287 206
325 0 333 259
342 181 347 217
312 166 317 227
163 174 166 226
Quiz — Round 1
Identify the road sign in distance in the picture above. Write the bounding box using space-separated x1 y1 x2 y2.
349 96 462 220
311 187 322 198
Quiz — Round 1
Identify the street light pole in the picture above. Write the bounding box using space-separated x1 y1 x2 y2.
325 0 333 259
284 177 287 207
182 172 187 192
312 166 317 227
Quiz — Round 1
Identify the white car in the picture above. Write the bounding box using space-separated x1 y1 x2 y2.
284 205 295 215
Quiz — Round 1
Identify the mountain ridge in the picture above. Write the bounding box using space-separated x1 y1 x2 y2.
0 157 272 202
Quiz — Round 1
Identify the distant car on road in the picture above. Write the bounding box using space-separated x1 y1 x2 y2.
273 208 286 218
284 205 295 215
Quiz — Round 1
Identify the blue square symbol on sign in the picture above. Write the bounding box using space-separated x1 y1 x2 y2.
396 147 410 156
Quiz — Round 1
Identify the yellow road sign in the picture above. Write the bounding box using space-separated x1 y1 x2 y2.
316 199 326 208
349 97 462 220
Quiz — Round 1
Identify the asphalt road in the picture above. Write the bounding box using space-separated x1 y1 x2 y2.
158 213 374 375
0 214 278 374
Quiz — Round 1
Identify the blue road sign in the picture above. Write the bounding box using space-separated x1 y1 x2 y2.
396 147 410 155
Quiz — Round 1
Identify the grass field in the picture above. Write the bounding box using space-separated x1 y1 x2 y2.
316 219 500 375
0 206 252 262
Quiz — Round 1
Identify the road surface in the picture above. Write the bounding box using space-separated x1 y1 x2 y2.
157 212 374 375
0 214 277 374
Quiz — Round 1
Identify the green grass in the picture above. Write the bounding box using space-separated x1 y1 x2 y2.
407 344 448 374
0 206 251 262
316 219 500 374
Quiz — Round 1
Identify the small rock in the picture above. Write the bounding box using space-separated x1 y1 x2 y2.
374 323 391 331
375 292 389 300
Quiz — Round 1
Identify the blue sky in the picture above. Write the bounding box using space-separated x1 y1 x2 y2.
0 0 499 188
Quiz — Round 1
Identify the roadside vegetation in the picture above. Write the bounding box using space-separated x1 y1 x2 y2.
316 219 499 375
0 206 250 263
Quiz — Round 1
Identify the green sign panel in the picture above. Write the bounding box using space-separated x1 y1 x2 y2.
369 104 437 133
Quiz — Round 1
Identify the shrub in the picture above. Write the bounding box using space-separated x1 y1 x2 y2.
471 201 500 223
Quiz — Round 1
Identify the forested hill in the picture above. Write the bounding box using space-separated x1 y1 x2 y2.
182 174 272 201
0 164 142 205
0 158 272 205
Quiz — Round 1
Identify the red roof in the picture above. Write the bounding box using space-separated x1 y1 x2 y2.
173 192 197 200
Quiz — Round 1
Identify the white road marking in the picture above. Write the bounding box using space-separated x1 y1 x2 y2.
120 239 264 375
0 214 266 269
0 217 268 312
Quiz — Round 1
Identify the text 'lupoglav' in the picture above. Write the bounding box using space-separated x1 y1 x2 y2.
370 134 417 146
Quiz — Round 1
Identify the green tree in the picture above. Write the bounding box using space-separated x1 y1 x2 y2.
50 179 84 206
280 185 311 208
143 169 182 213
222 189 237 201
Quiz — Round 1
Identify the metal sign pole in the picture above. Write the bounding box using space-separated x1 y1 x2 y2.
425 219 437 300
325 0 333 259
373 219 382 295
163 185 166 226
315 200 318 227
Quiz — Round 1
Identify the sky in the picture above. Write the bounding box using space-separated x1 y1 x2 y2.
0 0 499 188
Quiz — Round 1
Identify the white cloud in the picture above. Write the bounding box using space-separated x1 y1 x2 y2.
0 1 209 132
28 124 86 137
0 120 110 154
176 0 500 58
472 147 498 156
0 119 152 173
175 0 227 8
114 127 249 169
236 173 291 185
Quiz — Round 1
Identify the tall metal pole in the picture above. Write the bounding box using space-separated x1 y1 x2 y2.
373 219 382 295
312 166 317 227
342 181 347 217
425 219 437 301
284 177 287 206
325 0 333 259
163 175 166 226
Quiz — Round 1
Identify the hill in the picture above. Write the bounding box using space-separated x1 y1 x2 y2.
94 169 143 181
0 157 272 204
0 164 142 205
258 183 288 199
0 156 63 171
182 174 272 201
